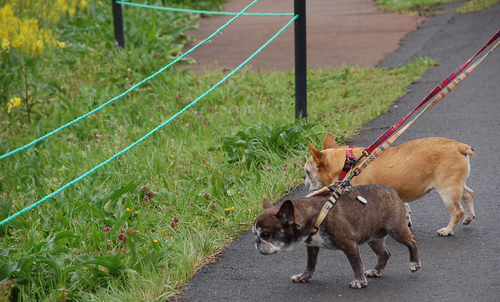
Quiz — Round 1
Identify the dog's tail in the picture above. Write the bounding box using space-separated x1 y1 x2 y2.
459 143 475 157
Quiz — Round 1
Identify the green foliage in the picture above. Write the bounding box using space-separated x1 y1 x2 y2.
455 0 500 13
162 0 228 10
210 121 317 166
0 1 68 123
374 0 499 13
374 0 457 11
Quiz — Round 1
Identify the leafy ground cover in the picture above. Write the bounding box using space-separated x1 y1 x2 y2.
0 0 473 300
374 0 500 13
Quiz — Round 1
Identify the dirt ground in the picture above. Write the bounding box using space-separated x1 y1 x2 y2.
180 0 425 73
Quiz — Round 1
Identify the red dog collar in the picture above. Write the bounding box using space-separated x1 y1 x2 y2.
338 146 355 181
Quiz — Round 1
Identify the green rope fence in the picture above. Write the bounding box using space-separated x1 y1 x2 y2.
0 0 292 162
117 0 294 16
0 14 298 226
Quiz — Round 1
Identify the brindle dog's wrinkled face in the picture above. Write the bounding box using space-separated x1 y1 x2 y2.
253 200 301 255
252 219 284 255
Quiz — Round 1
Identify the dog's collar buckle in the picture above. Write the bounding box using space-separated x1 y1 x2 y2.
338 147 369 184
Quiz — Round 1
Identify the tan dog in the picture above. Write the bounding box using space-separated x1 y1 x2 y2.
304 133 475 236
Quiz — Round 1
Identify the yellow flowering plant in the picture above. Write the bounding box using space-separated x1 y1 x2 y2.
0 1 85 122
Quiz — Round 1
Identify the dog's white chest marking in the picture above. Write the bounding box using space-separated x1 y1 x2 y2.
308 232 337 249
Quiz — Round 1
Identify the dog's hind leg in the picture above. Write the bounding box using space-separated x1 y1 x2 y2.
462 185 475 225
365 235 391 278
436 187 465 236
390 228 421 273
405 203 412 227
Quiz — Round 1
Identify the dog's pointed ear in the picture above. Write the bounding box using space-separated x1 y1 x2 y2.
262 198 273 209
309 141 325 168
323 132 338 150
277 200 295 226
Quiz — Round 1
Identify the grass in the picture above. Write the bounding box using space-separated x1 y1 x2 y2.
4 0 493 300
375 0 458 11
455 0 500 13
374 0 500 13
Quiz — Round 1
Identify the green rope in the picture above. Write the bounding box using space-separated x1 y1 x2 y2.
0 0 261 161
0 15 298 227
117 0 294 16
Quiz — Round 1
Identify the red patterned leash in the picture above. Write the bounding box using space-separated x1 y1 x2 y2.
364 29 500 154
335 29 500 185
345 37 500 184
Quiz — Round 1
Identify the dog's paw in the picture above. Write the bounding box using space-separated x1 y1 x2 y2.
365 269 382 278
305 186 331 198
349 278 367 289
437 227 454 236
409 261 421 272
407 216 413 228
291 273 312 283
462 214 475 225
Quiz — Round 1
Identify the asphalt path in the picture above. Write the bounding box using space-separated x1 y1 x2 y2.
178 3 500 302
180 0 424 73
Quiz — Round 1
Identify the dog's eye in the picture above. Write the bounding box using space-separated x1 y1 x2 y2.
260 232 270 240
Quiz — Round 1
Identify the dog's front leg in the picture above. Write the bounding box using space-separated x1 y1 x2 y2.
291 245 319 283
342 242 367 289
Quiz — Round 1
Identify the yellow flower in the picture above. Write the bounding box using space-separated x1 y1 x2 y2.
225 208 230 213
126 208 131 212
133 98 137 104
80 0 88 10
0 3 81 57
7 97 22 113
220 216 225 220
247 208 252 214
153 239 158 243
134 210 139 215
10 97 22 107
1 38 9 50
231 206 235 210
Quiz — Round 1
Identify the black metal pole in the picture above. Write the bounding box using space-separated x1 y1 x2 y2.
294 0 307 120
112 0 125 48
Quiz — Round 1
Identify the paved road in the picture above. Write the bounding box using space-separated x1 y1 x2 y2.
179 2 500 302
181 0 423 73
